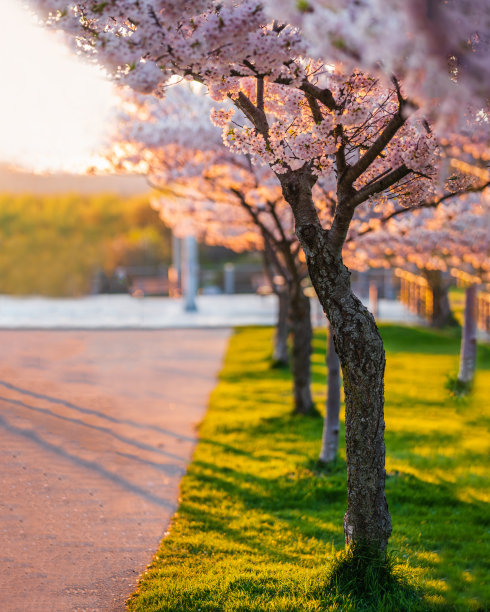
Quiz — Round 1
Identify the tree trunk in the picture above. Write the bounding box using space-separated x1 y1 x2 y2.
261 246 290 367
296 224 391 552
273 289 290 367
423 269 457 328
319 322 341 464
289 287 315 415
457 285 478 384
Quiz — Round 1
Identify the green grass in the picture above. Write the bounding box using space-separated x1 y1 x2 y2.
128 325 490 611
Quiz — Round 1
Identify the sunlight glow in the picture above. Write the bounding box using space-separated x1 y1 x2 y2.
0 2 117 173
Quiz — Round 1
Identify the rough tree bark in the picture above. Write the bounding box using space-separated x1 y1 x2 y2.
423 269 458 328
289 286 314 415
457 284 478 384
281 172 392 552
319 322 341 464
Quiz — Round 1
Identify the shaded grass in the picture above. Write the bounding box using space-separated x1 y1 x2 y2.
128 325 490 611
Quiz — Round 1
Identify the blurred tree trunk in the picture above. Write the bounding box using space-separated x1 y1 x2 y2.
423 269 457 327
273 289 290 366
262 246 290 367
319 323 341 464
457 285 478 384
289 287 314 415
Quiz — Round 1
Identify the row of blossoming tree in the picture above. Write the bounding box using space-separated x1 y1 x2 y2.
29 0 489 556
108 84 316 415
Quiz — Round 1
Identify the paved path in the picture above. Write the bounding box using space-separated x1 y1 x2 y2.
0 294 421 328
0 329 230 612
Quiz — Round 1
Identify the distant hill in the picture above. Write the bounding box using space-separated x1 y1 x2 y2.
0 164 149 195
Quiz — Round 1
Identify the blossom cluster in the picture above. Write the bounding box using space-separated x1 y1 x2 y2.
264 0 490 130
344 190 490 282
106 83 296 254
29 0 488 248
29 0 306 95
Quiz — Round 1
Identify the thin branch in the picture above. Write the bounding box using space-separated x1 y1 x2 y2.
229 187 278 247
357 165 395 190
350 179 490 240
342 80 410 186
349 164 412 207
266 199 290 246
342 113 406 186
242 58 257 73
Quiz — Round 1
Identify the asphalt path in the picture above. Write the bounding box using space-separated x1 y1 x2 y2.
0 329 230 612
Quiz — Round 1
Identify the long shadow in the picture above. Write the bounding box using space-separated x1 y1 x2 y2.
0 395 186 464
386 473 489 606
176 452 489 607
0 380 194 442
115 450 186 476
198 438 251 457
174 456 347 564
192 458 346 513
0 414 176 509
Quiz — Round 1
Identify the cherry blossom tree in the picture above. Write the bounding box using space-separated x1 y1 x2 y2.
264 0 490 130
155 188 316 414
344 190 490 386
108 85 316 415
30 0 488 554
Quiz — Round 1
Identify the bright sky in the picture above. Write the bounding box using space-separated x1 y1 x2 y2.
0 2 116 173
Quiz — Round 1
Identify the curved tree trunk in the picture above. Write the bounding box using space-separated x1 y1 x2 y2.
259 227 314 413
273 289 290 367
296 223 391 552
319 322 341 464
457 285 478 384
423 269 457 327
289 287 314 415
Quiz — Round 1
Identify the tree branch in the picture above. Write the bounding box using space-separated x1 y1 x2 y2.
304 91 323 124
335 124 348 178
232 91 269 138
349 164 412 208
349 179 490 241
342 114 406 187
299 81 338 111
328 198 357 254
342 81 410 186
266 199 290 247
229 186 278 247
256 76 264 112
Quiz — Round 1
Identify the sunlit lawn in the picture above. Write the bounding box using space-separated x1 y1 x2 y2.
128 325 489 611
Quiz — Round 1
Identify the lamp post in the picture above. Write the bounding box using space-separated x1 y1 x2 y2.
183 235 198 312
